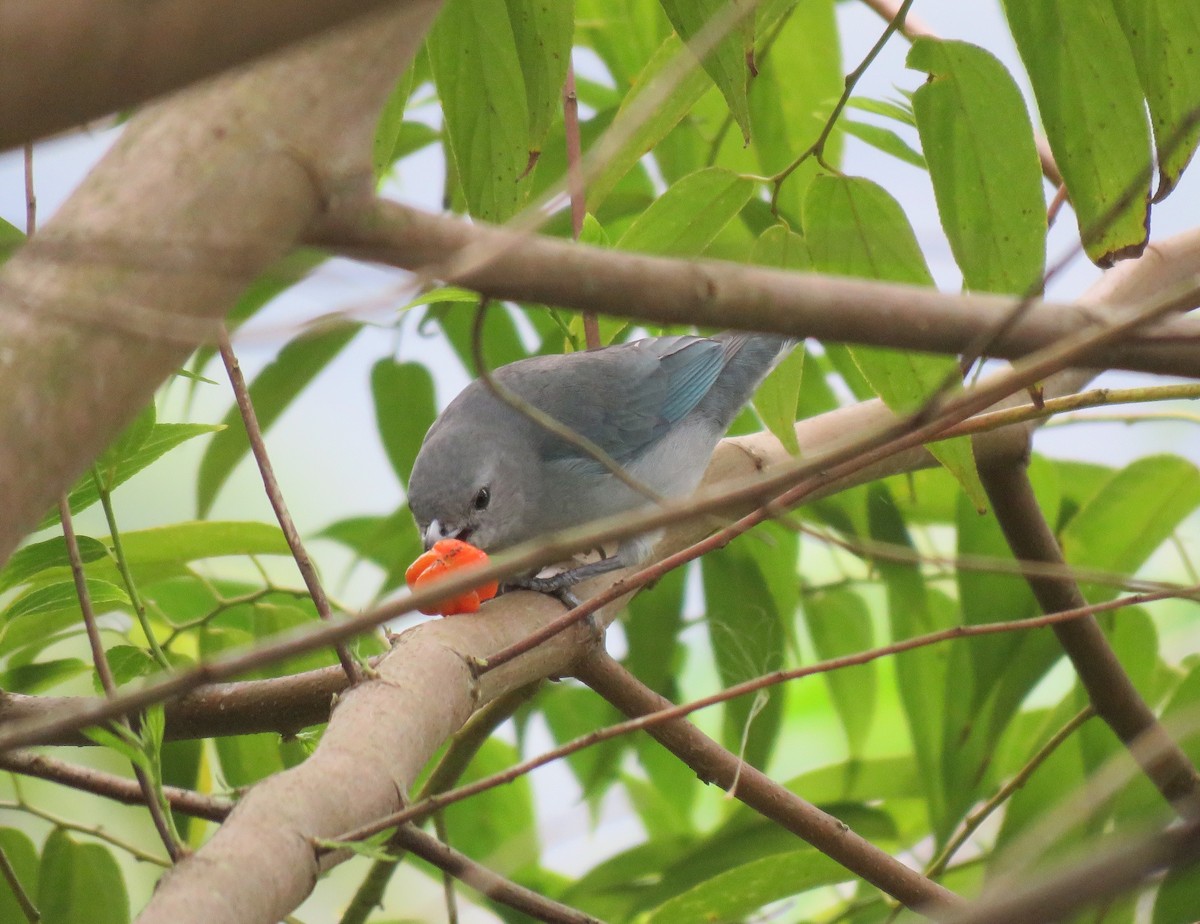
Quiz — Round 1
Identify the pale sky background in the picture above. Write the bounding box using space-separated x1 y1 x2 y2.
1 2 1199 919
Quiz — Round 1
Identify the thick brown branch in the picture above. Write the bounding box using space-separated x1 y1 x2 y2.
573 650 961 914
314 201 1200 379
979 455 1200 815
0 2 441 566
0 0 405 150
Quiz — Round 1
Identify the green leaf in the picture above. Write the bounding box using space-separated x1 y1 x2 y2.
426 299 533 372
371 360 438 491
618 167 754 256
908 38 1046 294
541 685 624 809
400 285 480 313
841 119 926 169
804 588 877 755
112 521 290 568
373 68 417 178
1110 0 1200 201
2 578 129 639
197 320 359 515
702 537 788 770
442 737 538 874
1 658 91 694
1001 0 1151 266
0 216 23 263
657 0 753 143
215 731 287 789
319 507 424 596
587 35 717 210
103 645 162 688
189 250 326 383
428 0 529 220
505 0 575 151
1061 455 1200 602
752 346 805 456
576 0 670 89
84 724 149 770
644 848 849 924
0 829 39 924
46 422 223 529
749 225 808 453
94 403 156 491
624 564 687 698
748 0 842 220
39 830 131 924
1153 864 1200 924
867 485 956 836
848 95 916 127
803 174 987 511
0 535 109 594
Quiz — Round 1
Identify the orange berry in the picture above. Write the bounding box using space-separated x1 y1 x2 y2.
405 539 498 616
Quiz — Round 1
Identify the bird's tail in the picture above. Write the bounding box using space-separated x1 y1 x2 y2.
701 331 797 430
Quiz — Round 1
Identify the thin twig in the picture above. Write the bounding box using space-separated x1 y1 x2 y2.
0 749 231 821
770 0 915 209
562 62 599 351
434 813 459 924
23 144 37 236
480 272 1198 671
798 520 1193 600
470 300 664 503
328 584 1185 848
939 381 1200 439
855 0 1062 187
925 707 1096 881
57 497 185 862
389 825 601 924
93 467 172 669
215 324 364 686
0 842 39 923
0 792 169 868
944 814 1200 924
1 279 1190 756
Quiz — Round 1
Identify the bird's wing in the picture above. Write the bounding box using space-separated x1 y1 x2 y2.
530 336 730 466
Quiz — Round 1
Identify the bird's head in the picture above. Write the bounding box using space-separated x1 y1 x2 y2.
407 421 536 553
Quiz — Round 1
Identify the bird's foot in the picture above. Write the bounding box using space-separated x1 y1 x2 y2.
504 571 603 641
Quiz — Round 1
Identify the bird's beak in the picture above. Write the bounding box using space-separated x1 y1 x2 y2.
424 519 475 550
423 519 446 551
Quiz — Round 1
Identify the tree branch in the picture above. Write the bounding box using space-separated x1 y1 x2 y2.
946 816 1200 924
0 0 409 150
314 200 1200 379
0 749 232 822
0 1 442 565
217 324 363 685
573 649 961 914
388 825 602 924
978 454 1200 815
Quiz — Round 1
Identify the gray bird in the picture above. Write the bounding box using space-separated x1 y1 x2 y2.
407 331 794 596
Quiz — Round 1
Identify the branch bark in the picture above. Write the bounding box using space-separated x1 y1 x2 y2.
0 0 407 150
0 1 442 566
315 200 1200 378
574 650 962 914
979 455 1200 815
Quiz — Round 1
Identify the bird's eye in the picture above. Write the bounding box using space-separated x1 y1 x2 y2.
473 487 491 510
